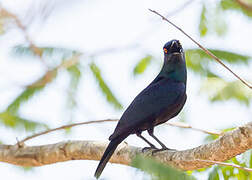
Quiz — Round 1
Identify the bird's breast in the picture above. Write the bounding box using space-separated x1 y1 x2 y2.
154 92 187 126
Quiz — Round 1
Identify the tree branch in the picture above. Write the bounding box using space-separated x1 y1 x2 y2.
236 0 252 11
194 159 252 172
1 122 251 171
0 7 43 57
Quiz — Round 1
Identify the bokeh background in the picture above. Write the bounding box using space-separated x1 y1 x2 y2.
0 0 251 179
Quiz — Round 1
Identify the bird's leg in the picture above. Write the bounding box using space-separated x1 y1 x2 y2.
136 132 157 152
147 128 167 149
147 128 176 154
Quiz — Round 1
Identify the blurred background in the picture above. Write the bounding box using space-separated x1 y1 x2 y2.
0 0 251 179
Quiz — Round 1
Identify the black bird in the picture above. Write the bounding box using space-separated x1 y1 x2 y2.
94 39 187 179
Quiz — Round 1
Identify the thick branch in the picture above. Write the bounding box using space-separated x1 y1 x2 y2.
0 122 251 171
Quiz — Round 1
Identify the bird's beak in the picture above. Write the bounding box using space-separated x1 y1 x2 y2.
170 40 183 54
171 40 176 48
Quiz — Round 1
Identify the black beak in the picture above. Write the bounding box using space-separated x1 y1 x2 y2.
170 40 182 53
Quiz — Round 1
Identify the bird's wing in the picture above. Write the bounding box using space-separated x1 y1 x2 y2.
109 78 186 140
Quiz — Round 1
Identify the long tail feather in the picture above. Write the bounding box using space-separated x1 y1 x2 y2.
94 135 127 179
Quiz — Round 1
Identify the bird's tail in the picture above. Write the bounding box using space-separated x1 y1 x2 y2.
94 135 127 179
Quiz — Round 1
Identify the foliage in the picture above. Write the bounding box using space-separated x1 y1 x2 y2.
12 45 80 59
198 2 227 37
12 45 81 68
208 167 220 180
7 69 58 114
132 155 196 180
221 0 252 18
90 62 123 110
185 49 251 75
186 48 251 105
0 111 48 131
219 156 252 179
66 64 82 109
199 4 208 37
200 78 252 106
133 55 153 75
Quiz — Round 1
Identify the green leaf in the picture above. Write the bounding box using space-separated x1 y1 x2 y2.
204 134 220 142
230 157 251 179
220 0 252 18
204 127 234 142
195 167 210 172
7 69 58 114
7 87 44 114
67 64 81 108
221 0 241 10
64 127 72 134
208 50 251 64
186 49 251 66
198 5 227 37
185 48 251 79
133 55 152 75
240 150 252 168
12 45 80 58
199 4 208 37
12 45 81 68
12 45 36 57
220 166 235 179
185 49 218 77
250 151 252 168
213 7 227 36
178 109 187 123
208 167 220 180
19 166 34 172
90 62 123 110
67 64 81 82
0 20 5 35
201 78 252 106
132 155 196 180
0 111 48 131
222 127 236 133
203 150 252 179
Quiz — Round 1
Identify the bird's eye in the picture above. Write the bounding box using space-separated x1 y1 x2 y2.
163 48 168 54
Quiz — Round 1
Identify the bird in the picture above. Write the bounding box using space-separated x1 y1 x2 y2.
94 39 187 179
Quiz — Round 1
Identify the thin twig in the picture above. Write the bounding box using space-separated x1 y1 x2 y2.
166 122 222 136
0 7 43 57
18 119 118 145
148 9 252 89
27 53 82 88
18 119 221 145
195 159 252 172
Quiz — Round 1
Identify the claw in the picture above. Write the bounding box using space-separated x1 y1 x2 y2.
141 146 157 153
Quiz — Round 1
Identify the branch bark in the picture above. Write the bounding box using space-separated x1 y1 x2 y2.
236 0 252 11
0 122 251 171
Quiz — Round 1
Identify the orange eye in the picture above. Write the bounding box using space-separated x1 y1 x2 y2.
163 48 168 54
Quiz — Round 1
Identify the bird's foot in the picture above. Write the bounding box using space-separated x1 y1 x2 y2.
152 147 177 155
141 146 158 153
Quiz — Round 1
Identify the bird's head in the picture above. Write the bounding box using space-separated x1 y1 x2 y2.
162 39 185 65
161 39 186 83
